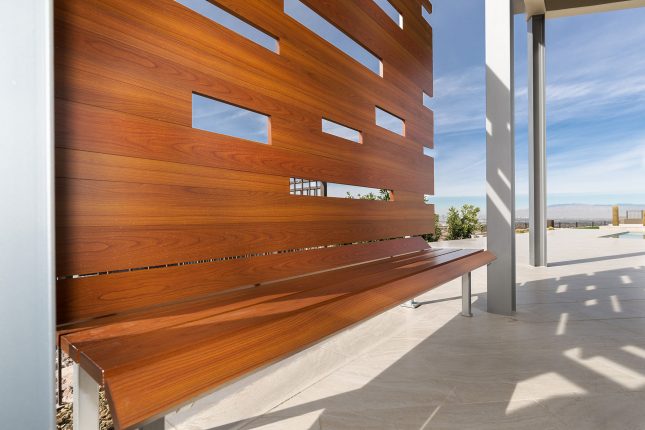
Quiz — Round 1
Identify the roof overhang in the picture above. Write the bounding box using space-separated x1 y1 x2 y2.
514 0 645 18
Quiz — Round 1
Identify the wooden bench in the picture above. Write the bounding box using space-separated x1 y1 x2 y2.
53 0 495 428
59 237 493 429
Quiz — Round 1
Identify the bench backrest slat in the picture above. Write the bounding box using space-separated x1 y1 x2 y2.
57 237 430 324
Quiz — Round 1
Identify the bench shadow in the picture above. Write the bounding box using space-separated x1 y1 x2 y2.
198 264 645 430
414 295 463 306
548 251 645 267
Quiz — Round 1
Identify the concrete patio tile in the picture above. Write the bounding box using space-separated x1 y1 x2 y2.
422 400 566 430
538 392 645 430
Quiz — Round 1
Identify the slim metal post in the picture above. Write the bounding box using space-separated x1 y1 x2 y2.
73 364 100 430
461 273 472 317
528 14 547 267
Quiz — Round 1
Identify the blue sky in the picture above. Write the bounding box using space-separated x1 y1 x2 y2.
430 1 645 212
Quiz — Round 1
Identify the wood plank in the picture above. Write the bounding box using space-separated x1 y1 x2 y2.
57 2 431 176
56 220 435 277
61 248 470 364
297 0 433 92
56 178 433 227
55 150 433 278
56 237 430 324
390 0 434 72
55 0 434 148
61 249 493 429
57 149 429 205
215 0 433 99
54 19 433 166
60 254 462 357
56 149 288 193
60 248 455 359
58 1 431 138
54 0 437 297
55 100 434 195
106 251 491 430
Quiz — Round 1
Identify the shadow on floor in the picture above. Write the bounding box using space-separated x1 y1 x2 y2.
207 264 645 430
548 251 645 267
414 295 463 306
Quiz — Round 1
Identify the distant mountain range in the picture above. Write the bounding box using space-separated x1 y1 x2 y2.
516 204 645 221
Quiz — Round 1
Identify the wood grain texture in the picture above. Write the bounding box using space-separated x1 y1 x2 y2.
61 249 494 429
54 1 449 428
54 2 434 154
55 171 434 275
56 148 289 193
57 237 429 324
60 246 452 347
55 0 437 281
56 100 434 196
64 249 471 370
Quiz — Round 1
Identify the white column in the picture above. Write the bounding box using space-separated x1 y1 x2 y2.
528 14 547 267
0 1 56 429
485 0 516 315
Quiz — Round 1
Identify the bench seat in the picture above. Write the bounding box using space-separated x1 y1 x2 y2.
60 243 494 429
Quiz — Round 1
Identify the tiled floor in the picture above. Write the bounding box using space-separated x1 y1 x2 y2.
169 229 645 430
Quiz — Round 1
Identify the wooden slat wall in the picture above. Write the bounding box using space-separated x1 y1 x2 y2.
55 0 434 324
57 238 432 325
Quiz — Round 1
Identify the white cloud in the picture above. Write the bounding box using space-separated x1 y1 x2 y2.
433 66 485 134
547 135 645 194
513 9 645 198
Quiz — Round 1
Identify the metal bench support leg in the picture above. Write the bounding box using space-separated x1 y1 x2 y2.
401 298 420 308
461 272 473 317
73 364 99 430
139 417 166 429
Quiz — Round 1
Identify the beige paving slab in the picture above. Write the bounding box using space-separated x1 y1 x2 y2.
539 392 645 430
421 400 566 430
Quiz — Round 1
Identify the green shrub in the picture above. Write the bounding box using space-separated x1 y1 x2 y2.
345 189 391 201
446 204 481 240
421 214 442 242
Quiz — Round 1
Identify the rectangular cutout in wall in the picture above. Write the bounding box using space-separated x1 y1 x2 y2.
423 146 435 157
192 93 269 144
330 183 392 200
284 0 382 76
322 118 361 143
372 0 403 28
422 4 432 26
177 0 278 52
375 107 405 136
291 178 392 201
290 178 327 196
423 91 432 109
